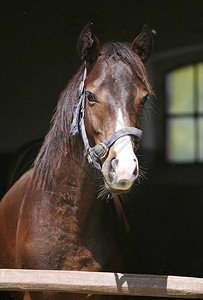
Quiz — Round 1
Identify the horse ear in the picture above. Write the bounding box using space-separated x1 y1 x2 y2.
131 25 153 62
77 22 100 63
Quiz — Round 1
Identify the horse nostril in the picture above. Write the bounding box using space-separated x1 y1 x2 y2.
107 157 118 183
111 158 119 172
133 166 137 175
133 163 139 178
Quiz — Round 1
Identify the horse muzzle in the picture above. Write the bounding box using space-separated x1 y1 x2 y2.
102 155 139 194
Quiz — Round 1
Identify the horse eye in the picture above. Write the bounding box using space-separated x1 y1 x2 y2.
141 94 149 106
86 91 97 106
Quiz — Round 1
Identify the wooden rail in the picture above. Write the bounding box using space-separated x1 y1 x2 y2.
0 269 202 298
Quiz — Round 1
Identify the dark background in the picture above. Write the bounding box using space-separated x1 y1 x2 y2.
0 0 202 299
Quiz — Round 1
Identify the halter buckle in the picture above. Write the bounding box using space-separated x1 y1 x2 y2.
93 143 108 160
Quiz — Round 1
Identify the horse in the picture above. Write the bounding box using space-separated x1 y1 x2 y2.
0 23 154 300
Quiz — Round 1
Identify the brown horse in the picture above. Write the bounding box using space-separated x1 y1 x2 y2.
0 23 153 300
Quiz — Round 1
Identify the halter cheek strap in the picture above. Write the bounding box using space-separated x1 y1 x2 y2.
70 67 87 136
70 67 143 170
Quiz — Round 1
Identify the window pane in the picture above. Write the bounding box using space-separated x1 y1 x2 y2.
166 118 195 162
166 65 194 114
198 117 203 161
198 62 203 113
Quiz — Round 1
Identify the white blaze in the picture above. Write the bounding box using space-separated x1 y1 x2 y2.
114 109 138 182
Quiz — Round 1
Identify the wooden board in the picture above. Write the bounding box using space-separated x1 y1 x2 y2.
0 269 202 298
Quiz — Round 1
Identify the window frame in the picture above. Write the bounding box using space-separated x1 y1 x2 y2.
165 62 203 164
148 44 203 166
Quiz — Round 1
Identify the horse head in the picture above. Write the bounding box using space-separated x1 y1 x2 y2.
75 23 153 194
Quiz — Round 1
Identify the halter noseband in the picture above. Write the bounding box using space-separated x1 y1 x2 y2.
70 67 143 170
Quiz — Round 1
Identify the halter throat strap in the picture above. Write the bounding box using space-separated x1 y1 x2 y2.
70 67 143 170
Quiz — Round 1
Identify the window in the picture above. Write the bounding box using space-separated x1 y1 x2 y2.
166 62 203 163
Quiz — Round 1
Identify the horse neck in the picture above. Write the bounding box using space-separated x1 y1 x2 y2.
51 137 100 229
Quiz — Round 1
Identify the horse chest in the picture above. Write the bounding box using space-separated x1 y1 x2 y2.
62 246 103 271
61 232 121 272
53 214 121 272
18 192 121 272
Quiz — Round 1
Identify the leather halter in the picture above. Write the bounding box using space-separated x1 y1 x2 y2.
70 67 143 170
